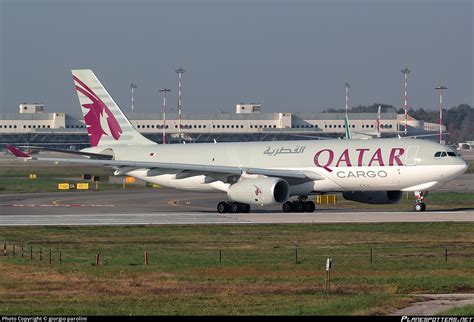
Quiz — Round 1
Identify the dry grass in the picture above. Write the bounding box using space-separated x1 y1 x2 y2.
0 223 473 315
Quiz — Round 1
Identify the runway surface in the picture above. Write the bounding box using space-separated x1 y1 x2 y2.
0 189 473 226
1 211 473 226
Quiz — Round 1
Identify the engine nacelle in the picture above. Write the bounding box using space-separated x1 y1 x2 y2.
227 178 289 205
342 191 403 204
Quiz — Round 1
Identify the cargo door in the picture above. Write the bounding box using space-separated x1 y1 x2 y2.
405 146 419 166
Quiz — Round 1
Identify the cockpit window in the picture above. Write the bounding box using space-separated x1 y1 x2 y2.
435 151 457 158
435 151 452 158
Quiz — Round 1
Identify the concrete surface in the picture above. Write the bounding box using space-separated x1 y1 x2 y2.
391 294 474 316
0 189 473 226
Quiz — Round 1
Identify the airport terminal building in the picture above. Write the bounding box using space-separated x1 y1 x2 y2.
0 103 442 149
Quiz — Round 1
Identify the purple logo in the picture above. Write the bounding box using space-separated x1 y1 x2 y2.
73 75 122 146
254 185 262 196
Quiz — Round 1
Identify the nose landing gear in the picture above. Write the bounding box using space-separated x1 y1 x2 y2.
413 191 427 212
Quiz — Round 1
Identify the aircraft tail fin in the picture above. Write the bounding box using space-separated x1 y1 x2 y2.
71 69 155 147
344 115 352 140
376 105 381 133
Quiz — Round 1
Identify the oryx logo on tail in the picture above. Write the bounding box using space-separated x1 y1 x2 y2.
73 75 122 146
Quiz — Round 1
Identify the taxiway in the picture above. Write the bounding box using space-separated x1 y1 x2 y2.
0 189 472 226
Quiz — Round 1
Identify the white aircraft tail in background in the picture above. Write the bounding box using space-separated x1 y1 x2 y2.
345 106 383 140
344 115 352 140
376 105 381 133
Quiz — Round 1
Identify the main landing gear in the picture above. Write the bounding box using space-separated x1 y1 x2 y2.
217 201 251 214
413 191 427 212
282 197 315 213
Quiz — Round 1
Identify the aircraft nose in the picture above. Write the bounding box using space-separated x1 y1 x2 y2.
453 157 469 176
459 158 469 174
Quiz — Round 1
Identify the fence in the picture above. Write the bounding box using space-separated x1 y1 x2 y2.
2 240 472 268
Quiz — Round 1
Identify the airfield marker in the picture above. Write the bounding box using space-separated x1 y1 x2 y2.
325 258 332 293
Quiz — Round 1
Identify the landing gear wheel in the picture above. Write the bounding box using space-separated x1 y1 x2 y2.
414 202 426 212
294 201 305 213
282 201 293 213
217 202 228 213
413 191 428 212
229 202 240 213
305 201 315 213
239 203 251 213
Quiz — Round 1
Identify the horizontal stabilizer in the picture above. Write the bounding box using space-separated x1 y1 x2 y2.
18 146 113 160
6 145 31 158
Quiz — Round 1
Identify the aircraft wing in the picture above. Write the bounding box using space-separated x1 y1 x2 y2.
6 145 324 181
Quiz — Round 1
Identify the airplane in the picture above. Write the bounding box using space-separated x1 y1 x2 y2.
340 106 381 140
6 69 469 213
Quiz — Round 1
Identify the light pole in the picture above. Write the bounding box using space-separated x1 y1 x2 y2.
401 68 410 136
344 82 351 117
176 67 185 136
130 83 137 113
435 86 447 144
159 88 171 144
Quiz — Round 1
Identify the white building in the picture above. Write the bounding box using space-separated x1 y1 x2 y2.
0 103 443 136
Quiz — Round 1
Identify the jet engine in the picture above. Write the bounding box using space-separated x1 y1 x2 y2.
227 178 289 205
342 191 403 204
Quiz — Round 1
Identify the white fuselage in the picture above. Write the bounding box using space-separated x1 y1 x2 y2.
85 138 468 196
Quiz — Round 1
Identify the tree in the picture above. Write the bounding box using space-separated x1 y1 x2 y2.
324 103 474 143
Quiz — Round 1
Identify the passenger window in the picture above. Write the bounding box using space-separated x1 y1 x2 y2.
434 152 441 157
440 152 447 157
447 152 456 157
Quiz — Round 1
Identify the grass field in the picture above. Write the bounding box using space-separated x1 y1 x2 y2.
0 177 146 193
0 223 473 315
0 162 114 178
0 165 128 193
439 305 474 316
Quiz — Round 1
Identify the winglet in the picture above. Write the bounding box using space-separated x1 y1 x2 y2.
6 145 31 158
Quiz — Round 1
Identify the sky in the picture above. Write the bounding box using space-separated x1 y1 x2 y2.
0 0 472 115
